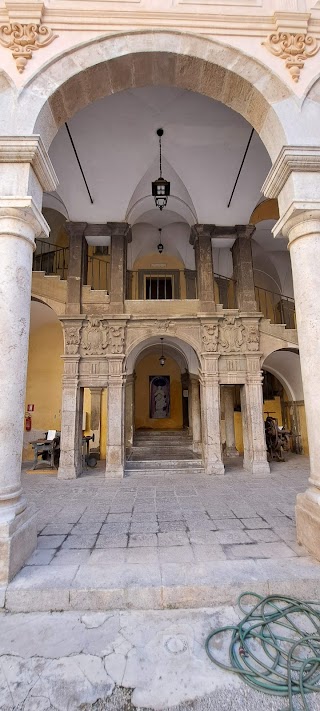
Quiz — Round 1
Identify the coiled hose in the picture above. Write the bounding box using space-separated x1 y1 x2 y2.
205 592 320 711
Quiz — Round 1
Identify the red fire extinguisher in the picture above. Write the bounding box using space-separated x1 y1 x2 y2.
25 414 32 432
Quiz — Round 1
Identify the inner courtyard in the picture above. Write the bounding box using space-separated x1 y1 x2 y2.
1 8 320 598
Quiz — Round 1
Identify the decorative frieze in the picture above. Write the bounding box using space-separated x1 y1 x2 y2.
64 325 82 355
0 22 57 72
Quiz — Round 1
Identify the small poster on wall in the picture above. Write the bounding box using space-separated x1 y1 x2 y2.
150 376 170 419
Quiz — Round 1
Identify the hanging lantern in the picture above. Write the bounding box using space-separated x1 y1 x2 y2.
152 128 170 211
159 337 166 367
157 228 164 254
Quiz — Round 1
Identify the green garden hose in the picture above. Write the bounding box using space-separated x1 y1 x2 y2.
205 592 320 710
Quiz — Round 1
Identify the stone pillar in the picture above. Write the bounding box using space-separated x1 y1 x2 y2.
232 225 257 312
90 387 102 457
109 222 131 313
191 225 215 310
106 360 125 477
223 386 239 457
279 212 320 556
241 366 269 475
184 269 197 299
200 357 224 475
189 376 202 453
0 136 57 584
58 372 83 479
65 222 88 315
125 375 135 453
262 148 320 560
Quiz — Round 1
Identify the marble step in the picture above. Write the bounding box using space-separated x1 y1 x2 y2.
130 445 194 454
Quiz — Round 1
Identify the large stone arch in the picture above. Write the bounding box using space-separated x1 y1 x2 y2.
9 31 297 160
125 334 200 376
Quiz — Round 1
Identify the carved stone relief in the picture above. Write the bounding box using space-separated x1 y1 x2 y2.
80 318 126 356
82 317 109 356
201 324 219 352
263 32 319 82
219 316 244 353
245 325 260 352
0 23 57 72
64 325 81 355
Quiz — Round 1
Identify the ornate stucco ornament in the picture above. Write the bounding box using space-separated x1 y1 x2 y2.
0 23 57 73
263 32 319 82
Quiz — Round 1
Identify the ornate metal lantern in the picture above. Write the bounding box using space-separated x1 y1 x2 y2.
157 228 164 254
159 338 166 367
152 129 170 211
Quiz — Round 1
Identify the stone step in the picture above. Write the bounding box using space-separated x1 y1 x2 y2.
131 444 193 452
4 557 320 613
126 459 204 470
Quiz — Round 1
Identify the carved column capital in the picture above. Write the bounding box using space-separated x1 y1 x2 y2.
107 222 132 242
190 224 215 245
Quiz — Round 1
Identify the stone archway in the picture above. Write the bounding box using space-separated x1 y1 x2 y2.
8 31 294 161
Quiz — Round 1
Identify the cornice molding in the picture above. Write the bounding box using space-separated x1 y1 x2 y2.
0 135 58 192
262 146 320 199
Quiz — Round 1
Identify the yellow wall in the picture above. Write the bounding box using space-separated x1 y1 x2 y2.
83 387 107 458
24 321 63 459
135 353 183 430
234 412 244 454
263 396 283 426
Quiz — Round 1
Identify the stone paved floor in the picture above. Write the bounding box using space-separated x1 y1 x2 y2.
5 454 320 613
24 455 308 566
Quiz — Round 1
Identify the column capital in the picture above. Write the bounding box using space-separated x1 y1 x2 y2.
274 208 320 244
190 224 215 244
0 197 50 244
262 146 320 200
234 224 256 240
65 221 87 239
107 222 132 242
0 135 58 192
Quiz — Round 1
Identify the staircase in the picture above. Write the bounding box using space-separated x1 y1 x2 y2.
125 429 204 476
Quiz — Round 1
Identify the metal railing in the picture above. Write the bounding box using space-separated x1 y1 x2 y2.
87 255 111 291
255 285 296 329
33 240 69 280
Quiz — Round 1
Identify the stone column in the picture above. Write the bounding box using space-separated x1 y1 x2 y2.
65 222 88 315
0 136 57 584
279 212 320 556
189 376 202 453
241 366 269 475
223 386 239 457
232 225 257 312
125 375 135 453
106 360 125 477
90 387 102 457
200 357 224 475
58 319 83 479
109 223 131 313
191 225 215 310
262 148 320 560
184 269 197 299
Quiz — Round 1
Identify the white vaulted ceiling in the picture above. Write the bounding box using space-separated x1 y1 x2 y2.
48 86 271 227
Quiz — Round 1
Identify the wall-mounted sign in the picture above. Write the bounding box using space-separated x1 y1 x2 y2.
27 404 34 412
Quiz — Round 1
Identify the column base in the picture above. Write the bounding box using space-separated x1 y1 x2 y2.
296 491 320 561
225 447 239 457
243 458 270 476
205 461 225 476
193 442 202 454
0 507 37 585
58 465 82 480
105 465 124 479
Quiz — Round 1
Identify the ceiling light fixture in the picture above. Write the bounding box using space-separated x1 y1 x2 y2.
157 228 164 254
152 128 170 211
159 337 166 367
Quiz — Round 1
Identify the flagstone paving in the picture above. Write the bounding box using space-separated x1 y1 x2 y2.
2 455 320 612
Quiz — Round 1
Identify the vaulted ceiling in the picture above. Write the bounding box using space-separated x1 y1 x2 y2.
48 86 271 227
